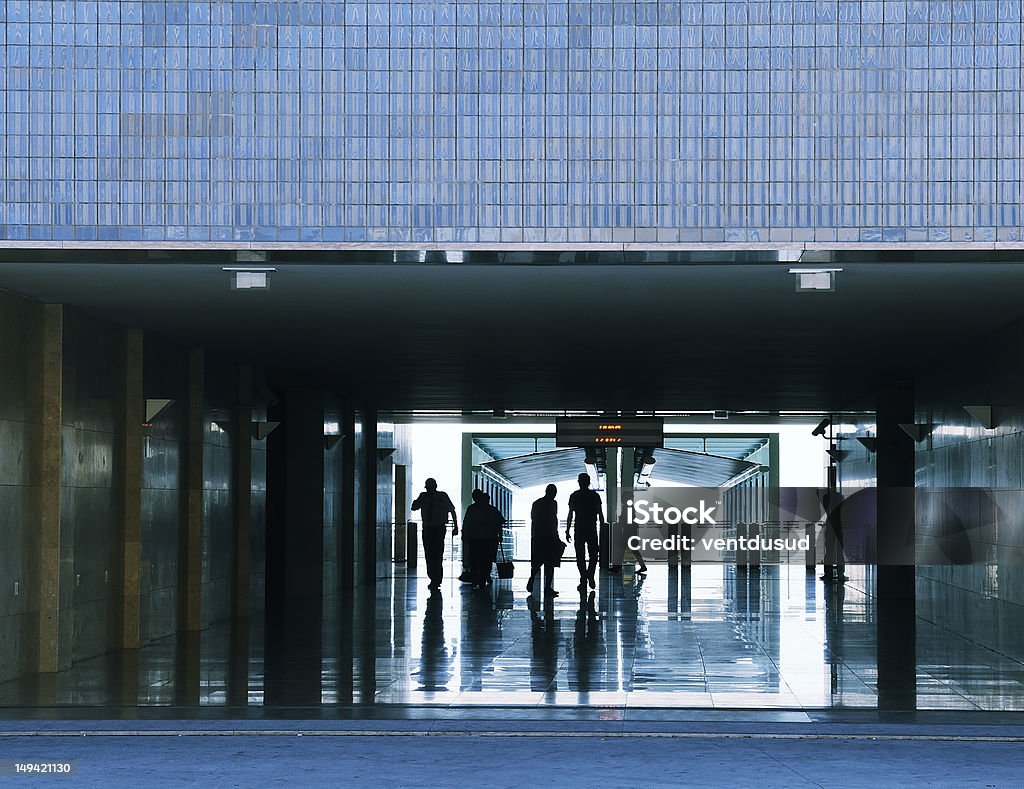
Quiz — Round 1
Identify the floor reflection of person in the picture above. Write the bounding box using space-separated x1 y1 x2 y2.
459 587 501 692
527 484 564 597
414 590 452 692
529 596 561 696
821 491 847 584
567 591 604 694
824 582 847 696
411 478 458 590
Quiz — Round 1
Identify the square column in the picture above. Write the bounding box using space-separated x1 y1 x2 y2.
118 329 144 649
38 305 63 672
179 349 204 632
266 388 325 607
875 380 917 710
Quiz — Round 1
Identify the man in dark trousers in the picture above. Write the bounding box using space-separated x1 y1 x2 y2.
411 478 458 590
566 472 605 592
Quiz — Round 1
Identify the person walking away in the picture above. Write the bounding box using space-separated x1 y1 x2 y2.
566 472 604 592
411 478 458 590
459 489 484 583
527 484 564 597
462 490 505 588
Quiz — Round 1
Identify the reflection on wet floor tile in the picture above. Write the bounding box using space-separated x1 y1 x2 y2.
2 563 1024 716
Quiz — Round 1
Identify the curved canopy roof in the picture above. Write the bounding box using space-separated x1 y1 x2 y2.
481 447 758 490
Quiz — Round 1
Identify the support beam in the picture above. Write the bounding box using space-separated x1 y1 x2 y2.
232 365 253 619
38 304 63 673
340 407 356 590
461 433 474 514
358 409 378 585
610 446 635 567
180 348 204 632
601 446 617 569
284 389 325 601
266 388 326 607
394 464 408 563
118 329 144 649
876 380 917 711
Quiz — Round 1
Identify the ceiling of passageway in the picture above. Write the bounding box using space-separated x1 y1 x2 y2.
481 446 756 489
0 258 1022 411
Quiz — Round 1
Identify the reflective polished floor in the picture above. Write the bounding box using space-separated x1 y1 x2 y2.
2 562 1024 716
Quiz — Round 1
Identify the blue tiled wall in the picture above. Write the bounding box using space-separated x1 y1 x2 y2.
1 1 1021 244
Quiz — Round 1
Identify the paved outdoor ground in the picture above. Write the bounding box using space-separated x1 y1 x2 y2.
1 731 1022 787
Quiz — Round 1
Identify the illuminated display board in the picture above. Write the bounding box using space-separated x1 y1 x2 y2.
555 417 664 448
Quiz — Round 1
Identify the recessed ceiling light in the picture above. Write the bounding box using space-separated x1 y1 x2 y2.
222 266 276 289
789 267 841 292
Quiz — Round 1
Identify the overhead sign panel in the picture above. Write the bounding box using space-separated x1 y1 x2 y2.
555 417 664 448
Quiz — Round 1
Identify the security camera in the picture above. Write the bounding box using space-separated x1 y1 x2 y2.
811 418 831 437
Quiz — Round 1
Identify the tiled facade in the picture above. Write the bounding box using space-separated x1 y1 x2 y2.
1 1 1021 244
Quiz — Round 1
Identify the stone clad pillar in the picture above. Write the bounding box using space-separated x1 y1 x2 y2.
119 329 144 649
38 305 63 672
358 409 378 585
180 348 204 632
266 388 325 606
232 365 253 619
876 380 917 710
340 407 356 589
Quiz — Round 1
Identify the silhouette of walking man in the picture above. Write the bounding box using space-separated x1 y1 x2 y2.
411 478 458 590
566 472 604 592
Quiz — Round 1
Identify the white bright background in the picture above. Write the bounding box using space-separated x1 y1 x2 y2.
410 421 828 525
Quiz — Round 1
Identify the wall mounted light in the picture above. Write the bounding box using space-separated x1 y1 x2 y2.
855 437 877 453
253 421 280 440
899 423 933 442
145 398 174 423
963 405 997 430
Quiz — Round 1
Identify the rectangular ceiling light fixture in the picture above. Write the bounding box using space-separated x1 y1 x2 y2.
789 267 842 292
223 266 276 289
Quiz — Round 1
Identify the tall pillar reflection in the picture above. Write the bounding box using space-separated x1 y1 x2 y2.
824 582 847 697
264 600 323 708
226 617 250 708
336 590 354 706
356 582 377 702
112 648 140 713
173 630 201 706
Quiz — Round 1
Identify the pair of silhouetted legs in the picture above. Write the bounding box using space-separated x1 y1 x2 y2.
575 528 599 590
465 539 494 588
526 564 556 596
422 527 447 587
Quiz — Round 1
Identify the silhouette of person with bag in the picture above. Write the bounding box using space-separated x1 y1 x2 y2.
527 484 565 597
